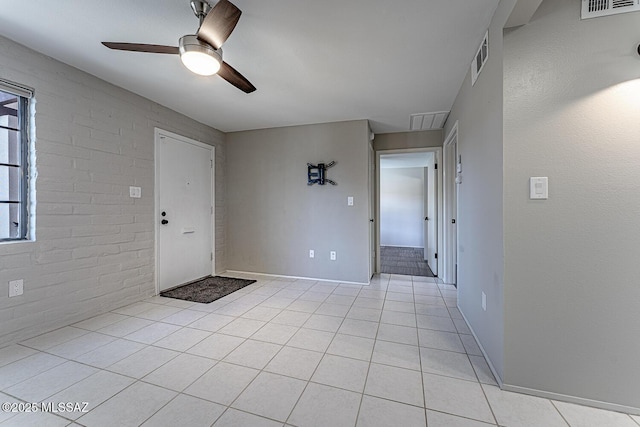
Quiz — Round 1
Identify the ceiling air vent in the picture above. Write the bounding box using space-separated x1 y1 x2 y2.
471 31 488 86
581 0 640 19
410 111 449 131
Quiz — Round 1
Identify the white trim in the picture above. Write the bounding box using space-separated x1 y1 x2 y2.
27 97 37 241
368 142 375 279
376 147 444 278
154 128 215 151
458 303 503 388
0 78 34 98
154 128 216 295
502 385 640 416
224 270 370 286
455 303 638 417
443 122 458 285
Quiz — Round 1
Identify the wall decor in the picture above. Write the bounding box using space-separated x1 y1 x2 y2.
307 161 337 186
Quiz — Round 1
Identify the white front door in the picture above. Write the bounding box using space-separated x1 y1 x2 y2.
156 131 213 292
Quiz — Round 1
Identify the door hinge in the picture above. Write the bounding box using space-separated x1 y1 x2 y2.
435 253 438 259
434 163 438 169
452 219 456 224
211 159 213 168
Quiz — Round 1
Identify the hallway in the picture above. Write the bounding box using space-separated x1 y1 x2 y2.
380 246 435 277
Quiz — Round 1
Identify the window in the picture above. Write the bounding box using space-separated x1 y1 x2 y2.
0 80 32 241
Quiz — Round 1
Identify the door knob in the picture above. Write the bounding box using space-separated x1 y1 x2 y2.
161 219 169 225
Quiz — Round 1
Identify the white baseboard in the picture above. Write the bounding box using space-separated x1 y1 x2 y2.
380 245 425 249
223 270 370 286
502 384 640 416
457 305 640 416
457 305 503 388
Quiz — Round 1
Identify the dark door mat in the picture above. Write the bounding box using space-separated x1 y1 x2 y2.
160 276 256 304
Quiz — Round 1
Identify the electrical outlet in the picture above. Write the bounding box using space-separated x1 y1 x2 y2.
482 292 486 311
330 251 337 261
347 196 354 206
309 250 314 258
9 279 23 297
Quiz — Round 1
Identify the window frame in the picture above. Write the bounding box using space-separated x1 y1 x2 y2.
0 85 31 242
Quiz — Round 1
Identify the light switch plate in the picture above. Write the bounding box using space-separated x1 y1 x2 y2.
309 250 314 258
347 196 354 206
129 186 142 198
529 177 548 199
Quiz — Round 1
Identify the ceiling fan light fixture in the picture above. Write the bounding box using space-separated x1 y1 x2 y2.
179 35 222 76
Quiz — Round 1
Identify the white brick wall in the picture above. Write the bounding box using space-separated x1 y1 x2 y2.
0 36 227 346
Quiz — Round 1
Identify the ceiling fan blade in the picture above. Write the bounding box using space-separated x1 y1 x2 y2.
197 0 241 50
218 61 256 93
102 42 179 55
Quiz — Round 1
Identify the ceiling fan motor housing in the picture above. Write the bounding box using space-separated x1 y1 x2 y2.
179 35 223 75
179 35 222 60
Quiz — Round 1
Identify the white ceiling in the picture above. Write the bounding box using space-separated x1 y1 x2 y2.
0 0 498 134
381 152 433 169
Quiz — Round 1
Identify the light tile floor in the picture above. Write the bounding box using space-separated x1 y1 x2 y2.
0 273 638 426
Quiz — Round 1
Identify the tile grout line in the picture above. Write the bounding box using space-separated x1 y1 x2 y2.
3 279 277 426
79 277 287 427
548 399 574 427
6 273 637 426
282 278 373 426
414 275 429 422
436 279 501 426
352 273 390 427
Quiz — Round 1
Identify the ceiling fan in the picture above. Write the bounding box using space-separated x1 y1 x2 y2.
102 0 256 93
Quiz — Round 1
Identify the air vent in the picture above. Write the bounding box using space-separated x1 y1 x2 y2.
410 111 449 131
581 0 640 19
471 31 488 86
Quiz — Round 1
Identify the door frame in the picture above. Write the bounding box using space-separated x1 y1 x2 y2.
154 128 215 294
368 142 376 279
443 121 458 285
376 147 443 276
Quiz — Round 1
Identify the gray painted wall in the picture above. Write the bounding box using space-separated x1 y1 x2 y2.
374 130 442 151
226 121 371 283
443 0 516 382
503 0 640 410
0 35 226 346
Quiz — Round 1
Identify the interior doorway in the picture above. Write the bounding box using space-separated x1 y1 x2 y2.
155 129 215 293
376 148 442 277
443 122 458 285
